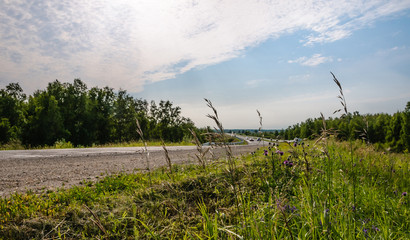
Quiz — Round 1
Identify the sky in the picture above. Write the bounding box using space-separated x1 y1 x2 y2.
1 0 410 129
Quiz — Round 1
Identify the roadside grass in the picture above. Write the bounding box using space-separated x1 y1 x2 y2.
0 139 408 239
0 140 195 151
0 136 245 151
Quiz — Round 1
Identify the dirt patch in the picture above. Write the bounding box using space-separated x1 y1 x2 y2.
0 145 261 197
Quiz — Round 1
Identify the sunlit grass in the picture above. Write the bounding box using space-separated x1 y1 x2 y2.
0 140 196 150
1 139 408 239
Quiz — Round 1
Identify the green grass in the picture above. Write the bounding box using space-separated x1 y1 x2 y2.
0 140 195 150
0 139 409 239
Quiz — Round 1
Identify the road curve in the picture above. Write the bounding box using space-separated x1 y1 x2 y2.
0 145 261 197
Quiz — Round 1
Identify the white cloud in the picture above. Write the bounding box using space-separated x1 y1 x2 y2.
288 54 333 66
1 0 409 93
375 45 407 56
288 74 311 83
245 79 268 88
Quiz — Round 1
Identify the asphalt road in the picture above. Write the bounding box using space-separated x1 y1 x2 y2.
0 144 261 197
0 145 197 160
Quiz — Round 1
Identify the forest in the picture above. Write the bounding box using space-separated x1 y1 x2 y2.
0 79 199 147
271 104 410 153
1 79 409 152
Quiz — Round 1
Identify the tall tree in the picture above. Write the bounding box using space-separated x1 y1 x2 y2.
0 83 26 142
23 91 65 146
400 102 410 152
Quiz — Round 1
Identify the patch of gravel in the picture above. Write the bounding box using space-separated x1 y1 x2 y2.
0 145 261 197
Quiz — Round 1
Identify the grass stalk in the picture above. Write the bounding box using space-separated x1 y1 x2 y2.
161 139 173 180
204 98 248 236
136 118 153 191
331 71 357 238
189 128 209 170
257 109 264 147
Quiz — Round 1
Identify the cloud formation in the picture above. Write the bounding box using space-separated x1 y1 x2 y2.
288 54 333 66
1 0 409 92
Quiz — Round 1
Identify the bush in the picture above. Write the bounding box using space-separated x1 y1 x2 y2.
53 139 74 149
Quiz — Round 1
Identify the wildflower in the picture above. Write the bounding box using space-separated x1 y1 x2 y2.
372 225 380 232
402 192 407 196
276 150 284 156
284 205 298 213
263 150 268 156
283 160 294 167
293 142 297 147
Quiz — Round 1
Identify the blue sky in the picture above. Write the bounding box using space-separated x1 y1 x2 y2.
1 1 410 129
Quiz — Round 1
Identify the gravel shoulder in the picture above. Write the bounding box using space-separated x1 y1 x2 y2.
0 145 261 197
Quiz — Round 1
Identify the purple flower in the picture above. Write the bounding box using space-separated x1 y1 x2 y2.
402 192 407 196
283 160 294 167
276 150 284 156
372 226 380 232
263 150 268 156
293 142 297 147
284 205 298 213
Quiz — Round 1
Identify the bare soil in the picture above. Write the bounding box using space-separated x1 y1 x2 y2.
0 145 260 197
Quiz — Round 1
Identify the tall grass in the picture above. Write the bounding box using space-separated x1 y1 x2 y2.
135 118 153 192
332 71 359 237
257 109 264 147
0 139 408 239
189 128 209 170
0 74 408 239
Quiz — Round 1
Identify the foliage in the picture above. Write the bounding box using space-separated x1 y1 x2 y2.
0 80 198 148
278 104 410 153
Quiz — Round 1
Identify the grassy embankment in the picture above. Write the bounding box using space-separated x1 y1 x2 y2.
0 138 408 239
0 135 245 150
0 140 195 150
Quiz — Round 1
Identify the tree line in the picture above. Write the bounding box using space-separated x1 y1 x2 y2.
228 103 409 153
277 104 410 152
0 79 200 147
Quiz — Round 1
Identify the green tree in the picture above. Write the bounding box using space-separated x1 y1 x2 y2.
0 118 11 143
88 86 116 144
0 83 26 142
400 102 410 152
386 112 404 152
23 91 65 146
113 90 140 142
